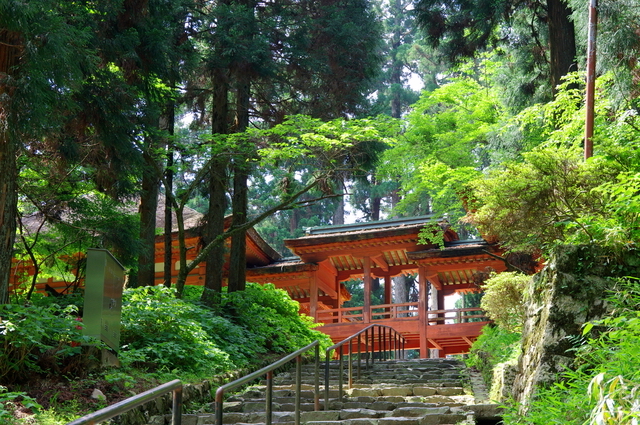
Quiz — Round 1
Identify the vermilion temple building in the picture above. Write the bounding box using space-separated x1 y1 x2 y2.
11 213 508 357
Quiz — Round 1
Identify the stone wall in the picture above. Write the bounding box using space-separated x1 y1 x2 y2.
490 360 518 403
115 380 214 425
512 245 614 412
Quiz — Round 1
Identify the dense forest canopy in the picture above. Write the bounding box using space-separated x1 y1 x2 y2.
1 0 640 303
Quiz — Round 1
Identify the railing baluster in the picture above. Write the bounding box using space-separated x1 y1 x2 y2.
357 335 362 380
266 370 273 425
295 355 302 425
365 328 370 369
323 325 407 416
348 339 353 389
315 345 320 411
324 349 331 411
338 344 344 399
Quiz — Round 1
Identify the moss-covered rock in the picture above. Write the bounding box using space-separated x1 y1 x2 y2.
512 245 619 412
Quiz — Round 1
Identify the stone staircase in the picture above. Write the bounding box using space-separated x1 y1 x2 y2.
148 359 500 425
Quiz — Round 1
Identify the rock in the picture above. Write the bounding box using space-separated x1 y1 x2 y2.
91 389 107 401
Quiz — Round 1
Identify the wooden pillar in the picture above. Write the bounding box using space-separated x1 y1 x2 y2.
309 271 318 322
336 278 342 308
363 257 372 323
418 266 428 358
437 290 445 320
384 275 392 305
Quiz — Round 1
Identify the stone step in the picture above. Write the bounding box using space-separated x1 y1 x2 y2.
147 359 483 425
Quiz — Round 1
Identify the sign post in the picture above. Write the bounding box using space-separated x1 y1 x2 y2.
83 249 125 366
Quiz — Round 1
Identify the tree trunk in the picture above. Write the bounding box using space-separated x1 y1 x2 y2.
371 195 382 221
389 0 403 120
227 71 251 293
333 173 345 225
370 174 382 221
163 141 174 288
0 30 21 304
0 129 17 305
202 158 227 303
202 68 230 305
135 147 160 287
546 0 577 94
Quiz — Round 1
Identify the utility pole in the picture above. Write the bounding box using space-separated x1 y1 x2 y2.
584 0 598 159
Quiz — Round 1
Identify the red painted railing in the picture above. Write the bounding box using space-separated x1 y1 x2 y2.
317 305 489 325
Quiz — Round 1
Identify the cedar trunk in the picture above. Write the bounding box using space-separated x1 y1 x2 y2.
136 151 160 286
0 30 21 304
202 68 230 305
227 71 251 293
546 0 577 94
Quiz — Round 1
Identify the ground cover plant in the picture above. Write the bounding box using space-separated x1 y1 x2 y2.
0 283 331 424
466 325 521 391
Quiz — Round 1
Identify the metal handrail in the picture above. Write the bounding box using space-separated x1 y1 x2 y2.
323 324 405 409
66 379 183 425
215 340 321 425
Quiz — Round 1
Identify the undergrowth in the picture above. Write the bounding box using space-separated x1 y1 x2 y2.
0 283 332 424
466 324 521 389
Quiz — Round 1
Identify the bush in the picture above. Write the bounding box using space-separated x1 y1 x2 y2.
466 324 521 388
223 283 331 356
119 286 234 375
0 385 41 424
481 271 530 332
0 303 100 384
119 283 331 376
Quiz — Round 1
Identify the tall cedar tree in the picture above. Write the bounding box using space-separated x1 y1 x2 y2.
0 1 107 303
414 0 577 96
195 0 383 302
103 0 192 287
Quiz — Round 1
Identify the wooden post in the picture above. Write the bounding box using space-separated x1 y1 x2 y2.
309 272 318 322
418 266 428 358
585 0 597 159
437 291 445 321
384 275 392 305
363 257 372 323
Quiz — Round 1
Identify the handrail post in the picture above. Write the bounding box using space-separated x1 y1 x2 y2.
295 355 302 425
357 335 362 380
402 336 406 359
384 328 388 360
172 386 182 425
338 345 344 399
266 370 273 425
392 331 396 360
348 339 353 389
314 345 320 411
324 349 331 411
215 387 223 425
365 328 370 369
377 326 381 362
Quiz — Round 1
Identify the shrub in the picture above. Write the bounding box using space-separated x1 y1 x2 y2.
481 271 530 332
223 283 332 356
119 286 234 375
119 283 330 376
0 303 100 384
466 324 521 388
0 385 41 424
